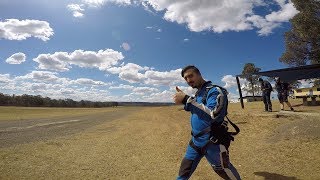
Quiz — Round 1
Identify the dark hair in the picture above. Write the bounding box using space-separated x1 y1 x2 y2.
181 65 201 77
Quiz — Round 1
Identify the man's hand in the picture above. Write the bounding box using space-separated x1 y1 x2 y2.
173 86 187 105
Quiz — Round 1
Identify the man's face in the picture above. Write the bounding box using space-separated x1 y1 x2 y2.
183 69 201 88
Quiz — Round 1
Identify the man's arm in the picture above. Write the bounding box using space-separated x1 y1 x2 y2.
184 88 220 122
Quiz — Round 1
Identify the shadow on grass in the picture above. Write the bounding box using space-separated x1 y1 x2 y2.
292 103 303 107
254 172 300 180
235 121 247 124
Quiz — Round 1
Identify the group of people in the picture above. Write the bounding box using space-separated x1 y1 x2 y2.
173 65 295 180
259 77 294 112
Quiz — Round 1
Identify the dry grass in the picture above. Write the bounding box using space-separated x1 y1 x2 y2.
0 99 319 179
0 106 117 121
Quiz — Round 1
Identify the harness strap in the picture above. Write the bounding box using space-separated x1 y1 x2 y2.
226 116 240 135
191 126 211 138
191 116 240 138
189 139 216 155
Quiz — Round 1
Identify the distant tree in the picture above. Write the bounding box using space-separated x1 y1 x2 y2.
241 63 261 98
280 0 320 66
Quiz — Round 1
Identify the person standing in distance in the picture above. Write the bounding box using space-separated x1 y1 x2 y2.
275 77 294 111
173 65 241 180
259 78 273 112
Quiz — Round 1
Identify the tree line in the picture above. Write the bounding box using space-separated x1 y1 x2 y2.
0 93 119 108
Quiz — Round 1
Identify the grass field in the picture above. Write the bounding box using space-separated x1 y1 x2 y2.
0 99 319 179
0 106 118 121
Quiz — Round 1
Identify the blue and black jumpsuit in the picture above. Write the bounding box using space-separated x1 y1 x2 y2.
177 81 241 180
261 80 273 111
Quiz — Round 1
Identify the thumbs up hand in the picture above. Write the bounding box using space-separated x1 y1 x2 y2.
173 86 187 105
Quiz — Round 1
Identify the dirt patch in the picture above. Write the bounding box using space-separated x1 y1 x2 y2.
267 116 320 143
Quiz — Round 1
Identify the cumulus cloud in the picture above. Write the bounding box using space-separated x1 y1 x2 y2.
33 49 124 72
132 86 159 95
221 75 237 89
221 75 248 89
110 84 135 90
1 71 115 101
0 19 54 41
70 0 298 35
107 62 184 86
107 63 147 83
266 0 298 22
144 69 183 86
0 74 11 84
142 90 173 102
5 52 26 64
142 0 298 36
67 4 85 18
70 78 110 86
121 42 131 51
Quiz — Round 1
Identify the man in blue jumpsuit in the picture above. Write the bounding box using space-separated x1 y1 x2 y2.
173 65 241 180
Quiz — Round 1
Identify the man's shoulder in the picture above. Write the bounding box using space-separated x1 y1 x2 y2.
206 84 228 95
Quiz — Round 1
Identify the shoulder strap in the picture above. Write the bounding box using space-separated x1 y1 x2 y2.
202 84 240 136
201 84 227 105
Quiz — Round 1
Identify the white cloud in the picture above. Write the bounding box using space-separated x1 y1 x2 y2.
107 63 146 83
5 52 26 64
16 71 61 83
0 74 11 84
83 0 131 7
221 75 248 89
109 84 134 90
142 0 298 36
228 92 240 103
107 63 184 86
142 90 173 102
67 4 85 18
33 49 124 72
0 19 54 41
221 75 237 88
157 28 162 32
132 86 159 95
266 0 298 22
121 42 131 51
67 0 131 18
144 69 184 86
70 78 110 86
298 79 314 88
246 15 281 36
183 38 189 42
1 71 116 101
75 0 297 35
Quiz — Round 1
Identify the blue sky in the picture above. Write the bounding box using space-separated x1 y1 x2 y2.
0 0 305 102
